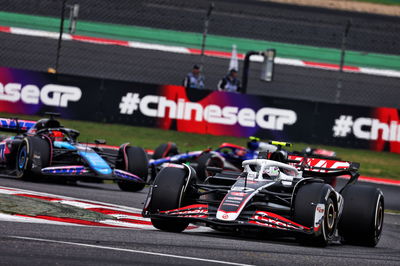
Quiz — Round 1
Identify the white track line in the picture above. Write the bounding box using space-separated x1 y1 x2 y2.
11 236 254 266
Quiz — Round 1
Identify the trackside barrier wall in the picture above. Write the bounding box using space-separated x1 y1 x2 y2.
0 67 399 154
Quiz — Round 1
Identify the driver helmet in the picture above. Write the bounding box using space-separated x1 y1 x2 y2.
235 149 246 157
247 137 260 151
49 130 65 141
263 166 280 180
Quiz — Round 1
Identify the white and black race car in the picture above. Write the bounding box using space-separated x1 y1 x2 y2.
142 152 384 247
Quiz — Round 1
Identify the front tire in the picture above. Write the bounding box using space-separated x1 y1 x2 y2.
338 185 384 247
16 136 50 180
149 166 195 232
293 182 338 247
117 146 149 192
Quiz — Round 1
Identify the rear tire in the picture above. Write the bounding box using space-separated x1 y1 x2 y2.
16 136 50 180
338 185 384 247
152 142 179 159
150 166 194 232
117 146 149 192
293 182 338 247
195 153 224 182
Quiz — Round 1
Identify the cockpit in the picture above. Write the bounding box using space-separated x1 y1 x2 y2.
28 118 62 133
242 159 301 184
27 118 80 142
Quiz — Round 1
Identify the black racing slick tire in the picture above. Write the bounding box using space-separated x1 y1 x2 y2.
152 142 179 159
195 153 224 182
150 166 195 232
293 182 338 247
117 146 149 192
16 136 50 180
338 185 384 247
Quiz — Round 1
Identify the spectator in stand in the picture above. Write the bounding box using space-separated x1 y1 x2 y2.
183 64 205 89
217 69 241 93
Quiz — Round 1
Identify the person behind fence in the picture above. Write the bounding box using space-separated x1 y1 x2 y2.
218 69 241 93
183 64 205 89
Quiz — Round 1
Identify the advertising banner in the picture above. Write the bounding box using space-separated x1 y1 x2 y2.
0 67 399 154
316 104 400 154
101 82 314 142
0 67 102 121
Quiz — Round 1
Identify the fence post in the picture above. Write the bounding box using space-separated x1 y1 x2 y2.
55 0 67 73
200 2 214 71
241 51 261 94
336 19 352 103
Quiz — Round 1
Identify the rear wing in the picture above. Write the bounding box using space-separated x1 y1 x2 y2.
288 155 360 177
0 118 36 133
287 155 360 186
288 155 358 172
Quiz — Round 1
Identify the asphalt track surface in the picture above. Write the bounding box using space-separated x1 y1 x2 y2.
1 32 399 108
0 177 400 265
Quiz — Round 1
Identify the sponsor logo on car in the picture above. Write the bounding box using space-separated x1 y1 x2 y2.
314 203 325 228
231 187 254 192
231 192 247 197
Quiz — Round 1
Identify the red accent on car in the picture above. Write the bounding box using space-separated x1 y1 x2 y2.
218 143 246 150
160 204 208 214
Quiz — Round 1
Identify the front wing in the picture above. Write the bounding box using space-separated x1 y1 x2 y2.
41 165 145 183
145 204 313 235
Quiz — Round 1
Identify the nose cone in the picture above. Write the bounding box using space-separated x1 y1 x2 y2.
216 211 239 221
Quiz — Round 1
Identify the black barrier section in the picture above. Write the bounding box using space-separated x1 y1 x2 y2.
313 103 373 147
0 67 399 154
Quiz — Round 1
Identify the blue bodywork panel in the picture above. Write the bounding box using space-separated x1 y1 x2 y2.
149 151 202 167
53 141 112 176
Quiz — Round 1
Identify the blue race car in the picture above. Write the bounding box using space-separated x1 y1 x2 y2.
149 138 281 181
149 138 339 184
0 114 148 191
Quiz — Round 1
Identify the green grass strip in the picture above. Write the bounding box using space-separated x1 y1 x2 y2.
351 0 400 6
0 11 399 70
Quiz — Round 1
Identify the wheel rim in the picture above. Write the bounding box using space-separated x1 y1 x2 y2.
326 203 336 230
322 199 337 240
18 146 27 170
374 196 384 240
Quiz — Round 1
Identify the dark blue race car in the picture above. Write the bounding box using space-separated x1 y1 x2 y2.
149 137 339 181
0 114 148 191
